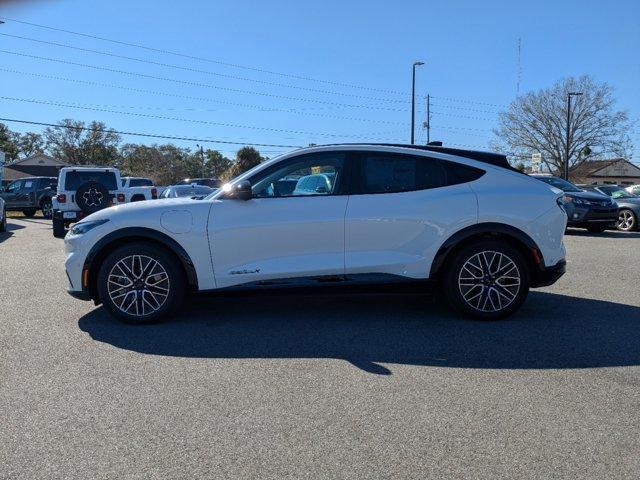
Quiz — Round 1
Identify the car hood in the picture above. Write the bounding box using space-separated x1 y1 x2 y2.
80 197 205 223
565 190 611 201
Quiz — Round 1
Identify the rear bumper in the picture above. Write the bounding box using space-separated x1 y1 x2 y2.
531 259 566 288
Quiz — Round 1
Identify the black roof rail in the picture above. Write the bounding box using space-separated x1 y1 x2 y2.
318 143 518 172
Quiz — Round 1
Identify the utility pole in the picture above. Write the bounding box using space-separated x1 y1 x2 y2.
564 92 583 180
426 94 431 144
196 144 205 178
411 61 424 144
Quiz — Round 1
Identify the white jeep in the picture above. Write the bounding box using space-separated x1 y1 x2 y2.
53 167 125 238
121 177 158 202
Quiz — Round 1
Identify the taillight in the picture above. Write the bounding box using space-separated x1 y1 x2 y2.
151 188 157 199
117 193 125 203
57 193 66 203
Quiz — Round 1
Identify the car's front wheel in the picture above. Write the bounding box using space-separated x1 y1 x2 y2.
443 240 530 320
22 209 36 217
0 208 6 233
97 243 186 324
617 209 637 232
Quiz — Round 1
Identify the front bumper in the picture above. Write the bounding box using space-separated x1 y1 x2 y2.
67 285 91 301
565 204 618 227
531 259 566 288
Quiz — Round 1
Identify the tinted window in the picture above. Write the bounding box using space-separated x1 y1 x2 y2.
64 171 118 191
6 180 24 192
129 178 154 187
358 153 481 194
174 186 213 197
535 176 582 193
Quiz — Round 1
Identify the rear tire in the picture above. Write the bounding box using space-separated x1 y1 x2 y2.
22 209 36 217
0 209 6 233
41 198 53 219
97 243 186 324
443 240 530 320
586 225 607 233
52 217 66 238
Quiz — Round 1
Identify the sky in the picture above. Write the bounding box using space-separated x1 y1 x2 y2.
1 0 639 160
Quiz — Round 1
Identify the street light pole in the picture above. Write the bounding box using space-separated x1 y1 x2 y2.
411 61 424 144
564 92 583 180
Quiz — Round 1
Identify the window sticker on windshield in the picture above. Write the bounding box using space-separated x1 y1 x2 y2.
24 181 33 188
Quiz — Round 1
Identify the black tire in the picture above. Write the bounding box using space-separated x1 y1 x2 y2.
616 209 637 232
22 209 36 217
443 240 530 320
0 209 6 233
130 195 145 202
75 181 111 214
97 242 186 324
586 225 607 233
52 217 66 238
41 198 53 219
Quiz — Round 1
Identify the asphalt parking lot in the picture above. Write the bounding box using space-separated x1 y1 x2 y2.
1 217 639 479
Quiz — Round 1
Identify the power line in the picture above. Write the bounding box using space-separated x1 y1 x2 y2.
0 32 410 104
0 95 407 140
0 16 408 95
0 49 410 112
0 117 304 148
430 95 507 108
0 68 409 125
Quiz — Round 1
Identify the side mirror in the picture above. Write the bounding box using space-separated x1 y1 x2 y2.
227 180 252 200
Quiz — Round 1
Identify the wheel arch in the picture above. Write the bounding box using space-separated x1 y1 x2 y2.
84 227 198 304
429 223 544 280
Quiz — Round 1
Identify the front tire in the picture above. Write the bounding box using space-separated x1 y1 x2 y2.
97 243 185 324
0 209 6 233
443 240 530 320
617 209 637 232
22 209 36 218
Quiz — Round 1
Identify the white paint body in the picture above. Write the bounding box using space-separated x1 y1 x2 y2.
64 145 567 294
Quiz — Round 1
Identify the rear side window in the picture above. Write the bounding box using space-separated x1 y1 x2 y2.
64 171 118 191
357 152 483 194
129 178 154 187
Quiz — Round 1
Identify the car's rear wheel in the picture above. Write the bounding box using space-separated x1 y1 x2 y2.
443 240 530 320
52 217 66 238
586 224 607 233
617 209 636 232
0 208 6 233
97 243 185 324
22 209 36 217
41 199 53 219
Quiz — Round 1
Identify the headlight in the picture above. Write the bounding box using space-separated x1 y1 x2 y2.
563 195 588 205
69 219 109 236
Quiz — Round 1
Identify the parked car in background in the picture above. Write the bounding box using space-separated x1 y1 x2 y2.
292 173 335 195
0 177 57 219
64 144 567 324
53 167 125 238
159 184 215 200
531 175 617 233
178 177 222 188
625 184 640 196
0 196 6 233
583 185 640 232
121 177 158 202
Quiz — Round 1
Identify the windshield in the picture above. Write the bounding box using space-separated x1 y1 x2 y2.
535 176 582 193
175 186 214 197
596 185 636 199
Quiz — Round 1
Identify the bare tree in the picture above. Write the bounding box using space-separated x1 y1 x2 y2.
493 76 633 174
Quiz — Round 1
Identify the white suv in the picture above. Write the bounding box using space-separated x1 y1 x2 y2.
64 144 567 323
53 167 125 238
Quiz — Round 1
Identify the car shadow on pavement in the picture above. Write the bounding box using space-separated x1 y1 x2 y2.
565 229 640 238
78 290 640 375
0 222 25 243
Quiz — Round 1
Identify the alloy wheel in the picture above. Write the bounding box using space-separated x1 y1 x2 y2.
458 250 521 313
617 210 635 231
107 255 170 317
42 202 53 219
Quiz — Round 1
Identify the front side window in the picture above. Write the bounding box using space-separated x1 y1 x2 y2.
251 153 345 198
6 180 24 192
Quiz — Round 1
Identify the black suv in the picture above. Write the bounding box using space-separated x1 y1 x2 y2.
531 175 618 233
0 177 58 219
